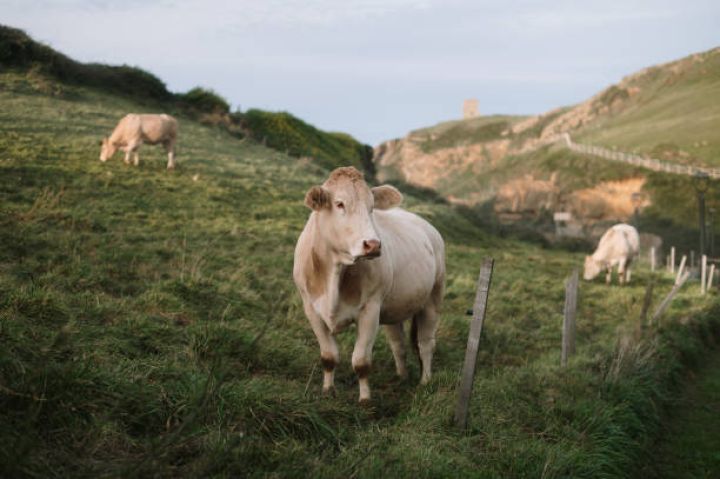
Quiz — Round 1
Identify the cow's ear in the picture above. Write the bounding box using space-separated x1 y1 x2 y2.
372 185 403 210
304 186 331 210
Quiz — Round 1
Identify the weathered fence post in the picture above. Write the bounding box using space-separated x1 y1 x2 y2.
650 247 656 272
701 255 708 295
651 271 690 324
670 247 676 274
561 269 579 367
639 279 655 328
707 263 716 291
454 258 494 431
675 255 687 284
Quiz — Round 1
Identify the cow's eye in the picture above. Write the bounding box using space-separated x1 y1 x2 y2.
335 201 345 210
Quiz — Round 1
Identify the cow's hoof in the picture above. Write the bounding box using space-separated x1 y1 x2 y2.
358 398 372 408
322 387 336 398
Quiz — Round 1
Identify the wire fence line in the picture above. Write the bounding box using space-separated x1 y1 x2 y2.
560 133 720 179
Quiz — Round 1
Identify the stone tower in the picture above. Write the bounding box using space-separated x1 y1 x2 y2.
463 99 479 119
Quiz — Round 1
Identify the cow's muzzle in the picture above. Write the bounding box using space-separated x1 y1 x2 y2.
361 239 381 258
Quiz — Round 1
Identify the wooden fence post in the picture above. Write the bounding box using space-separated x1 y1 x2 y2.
561 269 579 367
454 258 494 431
707 264 716 292
650 247 655 272
701 255 708 295
639 279 655 328
675 255 687 285
651 271 690 324
670 247 676 274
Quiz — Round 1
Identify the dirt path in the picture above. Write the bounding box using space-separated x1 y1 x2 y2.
644 351 720 478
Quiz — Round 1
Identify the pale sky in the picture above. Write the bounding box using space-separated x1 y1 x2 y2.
2 0 719 144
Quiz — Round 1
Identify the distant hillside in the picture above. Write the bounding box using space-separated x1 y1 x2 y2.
0 24 372 175
374 47 720 248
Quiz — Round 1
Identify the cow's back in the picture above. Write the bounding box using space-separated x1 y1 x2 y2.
595 224 639 260
138 114 177 143
373 208 445 321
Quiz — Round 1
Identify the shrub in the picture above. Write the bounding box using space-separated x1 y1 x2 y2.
240 109 372 175
178 87 230 115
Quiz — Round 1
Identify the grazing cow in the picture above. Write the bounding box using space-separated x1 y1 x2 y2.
100 114 178 169
584 223 640 284
293 167 445 404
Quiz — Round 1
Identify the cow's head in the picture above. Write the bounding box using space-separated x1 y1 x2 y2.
99 138 117 162
583 255 601 280
305 166 402 265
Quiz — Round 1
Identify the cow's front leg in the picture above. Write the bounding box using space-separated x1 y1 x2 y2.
606 265 612 284
304 303 339 395
133 151 140 166
353 301 381 405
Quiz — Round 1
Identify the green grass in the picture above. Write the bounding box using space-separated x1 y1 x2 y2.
639 350 720 478
1 69 720 478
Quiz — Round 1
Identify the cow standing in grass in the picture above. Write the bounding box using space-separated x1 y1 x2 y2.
584 223 640 284
293 167 445 404
100 114 178 169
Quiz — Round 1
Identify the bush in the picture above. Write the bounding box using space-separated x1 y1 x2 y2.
178 87 230 115
240 109 373 175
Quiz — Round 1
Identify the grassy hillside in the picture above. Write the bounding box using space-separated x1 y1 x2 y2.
2 66 720 478
577 48 720 166
0 24 372 175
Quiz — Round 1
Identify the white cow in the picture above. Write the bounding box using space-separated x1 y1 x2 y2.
584 223 640 284
293 167 445 404
100 114 178 169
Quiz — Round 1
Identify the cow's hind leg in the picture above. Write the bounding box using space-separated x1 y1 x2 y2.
624 258 633 284
165 140 176 169
353 301 381 404
304 304 339 396
618 258 628 285
412 304 439 386
382 322 408 380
